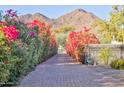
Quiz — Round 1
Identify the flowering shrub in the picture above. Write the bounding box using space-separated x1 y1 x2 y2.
5 9 17 17
0 22 15 57
3 26 19 41
0 21 20 85
30 20 51 36
4 9 18 22
0 10 58 86
66 27 100 63
29 20 57 47
29 20 58 57
50 35 58 46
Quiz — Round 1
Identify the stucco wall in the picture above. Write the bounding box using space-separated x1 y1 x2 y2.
85 44 124 65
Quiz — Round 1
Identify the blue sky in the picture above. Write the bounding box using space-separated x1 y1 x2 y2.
0 5 112 20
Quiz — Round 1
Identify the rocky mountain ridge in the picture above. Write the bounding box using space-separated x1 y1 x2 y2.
18 8 101 31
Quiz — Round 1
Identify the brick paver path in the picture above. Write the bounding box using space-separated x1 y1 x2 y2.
20 54 124 87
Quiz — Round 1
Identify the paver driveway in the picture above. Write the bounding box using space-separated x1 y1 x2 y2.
20 54 124 87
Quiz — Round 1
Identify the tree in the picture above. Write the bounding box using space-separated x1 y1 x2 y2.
99 48 114 65
53 25 76 47
53 25 75 33
93 5 124 43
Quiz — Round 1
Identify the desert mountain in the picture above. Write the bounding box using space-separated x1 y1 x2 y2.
18 9 101 31
52 9 101 30
19 13 52 24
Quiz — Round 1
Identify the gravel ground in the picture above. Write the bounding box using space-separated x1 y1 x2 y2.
19 54 124 87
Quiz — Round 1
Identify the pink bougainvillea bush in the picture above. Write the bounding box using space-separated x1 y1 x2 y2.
65 27 100 63
0 21 21 85
0 10 58 86
28 20 58 55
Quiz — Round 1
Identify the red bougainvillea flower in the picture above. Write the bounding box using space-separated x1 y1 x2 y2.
28 20 51 36
65 26 100 56
50 35 58 46
30 20 46 29
30 20 40 27
3 26 20 41
27 20 57 47
31 20 51 36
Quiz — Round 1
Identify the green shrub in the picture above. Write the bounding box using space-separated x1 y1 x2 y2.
110 59 124 70
99 48 115 65
7 56 23 85
0 64 10 86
